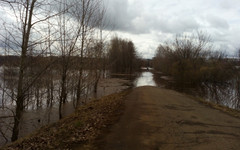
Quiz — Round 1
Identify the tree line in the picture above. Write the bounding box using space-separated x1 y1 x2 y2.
153 31 235 85
108 37 141 73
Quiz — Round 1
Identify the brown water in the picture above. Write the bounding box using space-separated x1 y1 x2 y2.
0 78 131 147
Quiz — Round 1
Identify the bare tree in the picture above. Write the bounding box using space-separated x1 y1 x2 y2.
73 0 104 105
108 37 139 73
235 48 240 109
153 31 234 84
0 0 64 141
0 0 107 143
54 0 105 117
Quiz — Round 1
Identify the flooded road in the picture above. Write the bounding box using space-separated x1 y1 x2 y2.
134 72 156 87
134 71 240 110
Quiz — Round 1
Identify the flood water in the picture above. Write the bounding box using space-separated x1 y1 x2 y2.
0 70 155 146
153 72 240 110
0 76 131 147
134 72 157 87
1 70 239 147
134 71 240 110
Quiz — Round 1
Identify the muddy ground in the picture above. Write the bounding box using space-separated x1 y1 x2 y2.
99 86 240 150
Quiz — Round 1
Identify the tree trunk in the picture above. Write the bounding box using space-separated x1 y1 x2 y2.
11 95 24 141
11 0 36 141
59 69 67 119
59 98 63 119
76 70 82 106
94 71 100 93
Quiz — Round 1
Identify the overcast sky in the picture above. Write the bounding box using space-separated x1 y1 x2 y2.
1 0 239 58
104 0 240 58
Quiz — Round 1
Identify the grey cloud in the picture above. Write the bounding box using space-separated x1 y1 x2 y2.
219 0 240 10
104 0 135 31
155 17 200 34
104 0 201 34
104 0 239 57
206 15 229 29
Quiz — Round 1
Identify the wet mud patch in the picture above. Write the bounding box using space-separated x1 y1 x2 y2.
184 130 240 137
163 105 195 111
176 120 208 127
176 120 240 129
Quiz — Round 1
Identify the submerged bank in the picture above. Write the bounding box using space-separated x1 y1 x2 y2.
153 71 240 110
0 77 132 147
1 90 130 150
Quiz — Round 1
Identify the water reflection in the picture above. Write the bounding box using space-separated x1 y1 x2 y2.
0 75 131 146
153 72 240 110
134 72 157 87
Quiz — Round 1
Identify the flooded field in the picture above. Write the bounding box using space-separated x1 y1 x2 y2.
0 71 132 146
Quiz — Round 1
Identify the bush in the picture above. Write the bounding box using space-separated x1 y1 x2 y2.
153 32 234 84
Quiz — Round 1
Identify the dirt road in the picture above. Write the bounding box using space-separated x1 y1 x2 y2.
101 86 240 150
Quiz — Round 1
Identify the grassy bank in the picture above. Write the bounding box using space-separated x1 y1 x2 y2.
188 95 240 119
1 90 130 150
